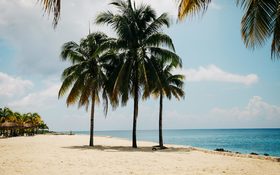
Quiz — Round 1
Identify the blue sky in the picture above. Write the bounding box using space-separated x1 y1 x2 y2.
0 0 280 131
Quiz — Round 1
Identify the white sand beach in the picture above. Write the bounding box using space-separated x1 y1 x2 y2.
0 135 279 175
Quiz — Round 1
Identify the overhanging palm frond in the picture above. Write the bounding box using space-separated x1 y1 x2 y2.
178 0 212 20
237 0 276 49
40 0 61 28
270 2 280 58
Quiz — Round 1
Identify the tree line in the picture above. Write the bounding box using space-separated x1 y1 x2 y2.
0 107 48 137
59 0 185 149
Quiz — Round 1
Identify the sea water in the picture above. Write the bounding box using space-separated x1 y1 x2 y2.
73 128 280 157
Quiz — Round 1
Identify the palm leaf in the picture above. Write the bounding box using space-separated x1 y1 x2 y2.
178 0 211 20
237 0 276 48
271 2 280 58
40 0 61 28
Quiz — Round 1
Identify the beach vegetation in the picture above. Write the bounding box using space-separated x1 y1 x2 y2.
0 107 48 137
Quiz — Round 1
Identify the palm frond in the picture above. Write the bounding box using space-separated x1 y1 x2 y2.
237 0 276 49
40 0 61 28
144 33 175 51
271 2 280 59
145 13 170 36
150 47 182 67
178 0 211 20
66 74 85 106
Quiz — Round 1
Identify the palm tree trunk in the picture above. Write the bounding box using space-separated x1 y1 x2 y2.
159 92 163 148
89 90 96 147
132 65 139 148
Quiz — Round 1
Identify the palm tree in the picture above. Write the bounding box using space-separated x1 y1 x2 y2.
96 0 181 148
178 0 280 59
38 122 49 134
0 107 13 123
58 32 113 146
14 112 24 136
151 58 185 149
30 113 43 134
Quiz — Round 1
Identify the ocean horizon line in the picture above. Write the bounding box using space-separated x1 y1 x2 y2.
57 127 280 132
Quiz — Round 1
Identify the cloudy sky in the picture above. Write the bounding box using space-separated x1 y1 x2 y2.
0 0 280 131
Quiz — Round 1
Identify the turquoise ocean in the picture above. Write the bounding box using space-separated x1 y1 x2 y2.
72 129 280 157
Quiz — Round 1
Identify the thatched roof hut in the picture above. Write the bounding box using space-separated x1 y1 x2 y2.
23 123 34 129
0 121 18 129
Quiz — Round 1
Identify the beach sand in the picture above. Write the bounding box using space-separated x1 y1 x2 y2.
0 135 279 175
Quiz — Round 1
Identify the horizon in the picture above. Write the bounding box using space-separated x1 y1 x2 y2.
59 128 280 132
0 0 280 131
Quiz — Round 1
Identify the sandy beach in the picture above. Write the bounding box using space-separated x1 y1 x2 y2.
0 135 279 175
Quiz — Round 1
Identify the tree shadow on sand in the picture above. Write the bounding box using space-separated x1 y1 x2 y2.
62 145 191 153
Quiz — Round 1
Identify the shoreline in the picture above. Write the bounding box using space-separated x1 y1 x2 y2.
1 135 279 175
5 132 279 161
69 134 280 162
57 131 280 160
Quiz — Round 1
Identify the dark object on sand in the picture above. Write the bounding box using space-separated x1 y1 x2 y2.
214 148 231 152
152 145 168 151
250 152 259 155
264 153 269 156
235 152 241 154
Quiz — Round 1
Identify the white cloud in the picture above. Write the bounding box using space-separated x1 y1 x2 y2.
211 96 280 120
177 65 258 85
8 83 60 109
0 72 33 97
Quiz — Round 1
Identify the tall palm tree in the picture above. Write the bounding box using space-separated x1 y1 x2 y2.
178 0 280 59
96 0 181 148
58 32 113 146
152 59 185 149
